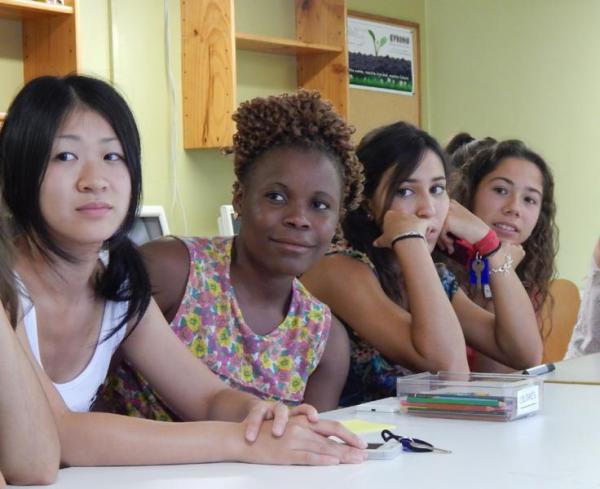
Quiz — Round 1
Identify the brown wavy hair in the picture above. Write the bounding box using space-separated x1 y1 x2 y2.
446 132 497 172
451 139 558 317
227 90 364 218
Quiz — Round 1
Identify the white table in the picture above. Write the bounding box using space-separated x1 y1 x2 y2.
543 352 600 385
20 383 600 489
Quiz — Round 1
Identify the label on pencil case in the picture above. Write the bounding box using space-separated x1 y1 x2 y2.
516 385 540 417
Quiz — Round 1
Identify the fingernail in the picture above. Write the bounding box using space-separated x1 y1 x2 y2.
348 452 366 464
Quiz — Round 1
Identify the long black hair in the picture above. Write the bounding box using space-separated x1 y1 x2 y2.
0 75 150 339
342 121 449 304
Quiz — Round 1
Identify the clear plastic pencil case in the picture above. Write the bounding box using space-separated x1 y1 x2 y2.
396 372 543 421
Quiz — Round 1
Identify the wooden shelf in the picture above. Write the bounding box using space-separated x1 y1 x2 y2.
236 32 342 56
0 0 78 122
181 0 348 149
0 0 73 19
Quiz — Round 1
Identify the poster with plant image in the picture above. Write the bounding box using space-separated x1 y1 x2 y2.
348 16 414 95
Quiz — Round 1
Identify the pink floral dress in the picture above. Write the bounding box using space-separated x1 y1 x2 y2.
102 237 331 420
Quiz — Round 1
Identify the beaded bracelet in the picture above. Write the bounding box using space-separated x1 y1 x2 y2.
390 231 425 248
490 254 514 274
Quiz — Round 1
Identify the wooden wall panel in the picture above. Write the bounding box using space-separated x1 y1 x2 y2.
181 0 236 148
23 10 78 81
296 0 348 120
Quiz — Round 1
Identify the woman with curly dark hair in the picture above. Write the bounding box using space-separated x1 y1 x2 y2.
449 137 558 372
105 90 365 415
302 122 542 404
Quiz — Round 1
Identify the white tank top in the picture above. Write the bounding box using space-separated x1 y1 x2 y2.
21 291 128 412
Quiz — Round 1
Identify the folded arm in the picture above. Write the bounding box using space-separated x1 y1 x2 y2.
453 244 542 369
1 310 59 485
302 247 468 374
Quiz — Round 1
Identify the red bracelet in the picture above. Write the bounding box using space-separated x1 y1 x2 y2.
473 229 500 257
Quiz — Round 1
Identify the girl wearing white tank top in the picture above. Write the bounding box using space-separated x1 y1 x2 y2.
0 75 366 468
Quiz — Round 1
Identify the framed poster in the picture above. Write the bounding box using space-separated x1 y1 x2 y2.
348 14 415 95
347 11 421 141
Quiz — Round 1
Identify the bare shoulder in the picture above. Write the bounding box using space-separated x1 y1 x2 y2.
302 254 377 297
303 253 374 284
140 236 189 271
139 237 190 322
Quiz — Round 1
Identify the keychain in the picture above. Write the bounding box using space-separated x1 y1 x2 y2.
380 429 452 454
469 253 492 299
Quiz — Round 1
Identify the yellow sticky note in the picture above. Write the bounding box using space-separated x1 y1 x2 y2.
340 418 396 434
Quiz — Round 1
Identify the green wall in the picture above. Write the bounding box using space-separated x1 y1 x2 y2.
78 0 226 237
1 1 421 239
76 0 307 237
425 0 597 284
75 0 421 238
4 0 587 284
0 18 22 111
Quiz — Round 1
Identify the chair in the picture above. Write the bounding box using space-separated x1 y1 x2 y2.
540 279 581 362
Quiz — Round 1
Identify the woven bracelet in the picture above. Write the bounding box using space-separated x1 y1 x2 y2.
390 231 426 248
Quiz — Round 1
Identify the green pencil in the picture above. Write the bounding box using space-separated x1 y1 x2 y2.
406 395 504 407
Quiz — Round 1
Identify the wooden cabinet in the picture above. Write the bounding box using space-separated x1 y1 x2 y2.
181 0 348 149
0 0 78 124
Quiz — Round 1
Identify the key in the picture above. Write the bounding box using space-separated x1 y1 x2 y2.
426 445 452 455
406 438 452 454
471 258 484 287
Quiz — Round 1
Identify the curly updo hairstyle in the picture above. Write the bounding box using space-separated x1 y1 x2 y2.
228 90 364 216
451 139 558 317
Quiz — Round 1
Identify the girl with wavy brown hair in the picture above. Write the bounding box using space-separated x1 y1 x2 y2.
449 137 558 372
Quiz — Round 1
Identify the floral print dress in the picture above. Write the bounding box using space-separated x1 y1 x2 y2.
103 237 331 420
